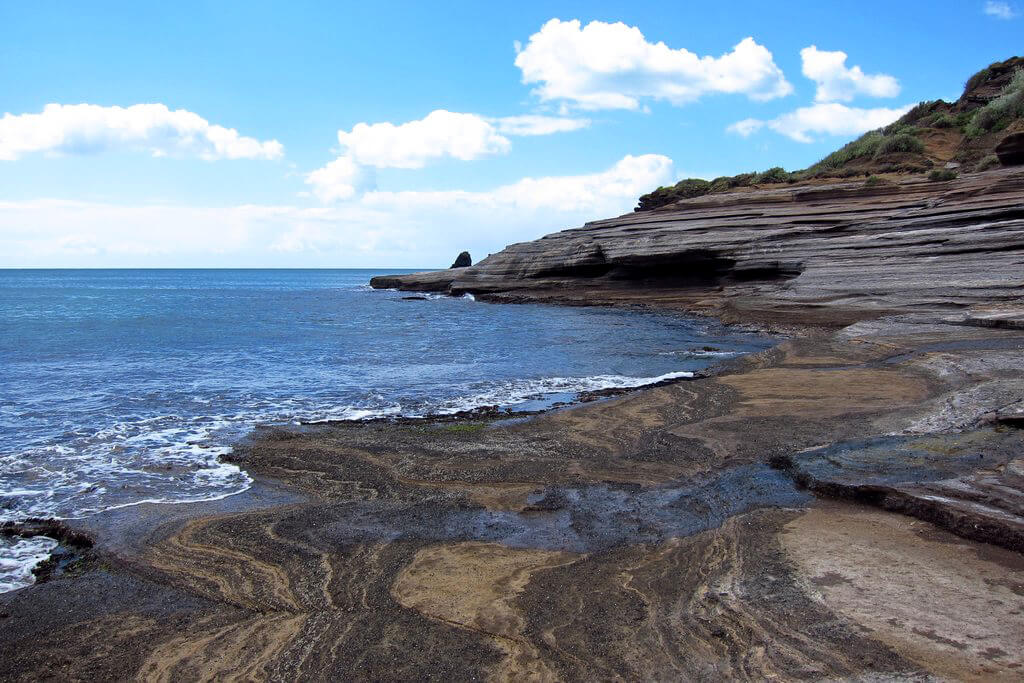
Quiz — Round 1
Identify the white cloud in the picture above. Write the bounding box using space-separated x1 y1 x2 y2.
800 46 900 102
304 156 375 202
727 118 767 137
984 1 1017 18
308 110 591 201
364 153 673 213
513 19 792 110
490 115 590 136
0 103 283 161
336 109 511 169
1 155 674 267
728 102 913 143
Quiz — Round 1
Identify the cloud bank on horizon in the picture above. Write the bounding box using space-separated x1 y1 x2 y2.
0 10 1006 267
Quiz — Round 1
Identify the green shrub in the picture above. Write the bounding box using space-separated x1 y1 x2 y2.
964 67 992 93
708 176 732 193
756 166 791 184
635 177 711 210
864 175 892 187
965 68 1024 137
809 130 885 172
892 101 937 128
931 113 955 128
875 133 925 156
883 123 922 137
928 169 958 181
975 154 1001 172
669 178 711 198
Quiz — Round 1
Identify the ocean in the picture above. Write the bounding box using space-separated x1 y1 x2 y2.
0 268 772 591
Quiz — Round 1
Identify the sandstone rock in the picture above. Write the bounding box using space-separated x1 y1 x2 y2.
995 132 1024 166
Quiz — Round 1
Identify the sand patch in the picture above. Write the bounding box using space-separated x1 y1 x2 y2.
392 542 578 681
719 368 929 417
782 503 1024 680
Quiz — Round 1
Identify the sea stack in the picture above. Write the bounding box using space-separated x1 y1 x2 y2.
450 251 472 268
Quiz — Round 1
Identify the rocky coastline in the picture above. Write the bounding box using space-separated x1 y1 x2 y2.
1 169 1023 680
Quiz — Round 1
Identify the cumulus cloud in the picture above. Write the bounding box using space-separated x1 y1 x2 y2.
0 103 283 161
304 156 375 202
984 1 1017 18
800 46 900 102
728 102 912 143
513 19 792 110
307 110 592 201
3 155 674 267
336 110 511 169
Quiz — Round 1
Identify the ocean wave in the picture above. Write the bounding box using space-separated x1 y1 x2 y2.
0 369 692 530
656 349 742 358
0 536 58 593
425 371 694 415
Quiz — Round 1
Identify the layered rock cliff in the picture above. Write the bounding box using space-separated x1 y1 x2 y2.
371 168 1024 327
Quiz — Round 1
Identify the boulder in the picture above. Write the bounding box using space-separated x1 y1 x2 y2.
995 132 1024 166
450 251 472 268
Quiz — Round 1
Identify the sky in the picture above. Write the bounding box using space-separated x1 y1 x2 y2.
1 1 1021 268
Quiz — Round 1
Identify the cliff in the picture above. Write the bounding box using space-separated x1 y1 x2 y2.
371 168 1024 328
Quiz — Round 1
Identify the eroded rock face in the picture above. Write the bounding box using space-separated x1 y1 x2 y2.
995 132 1024 166
371 169 1024 326
450 251 472 268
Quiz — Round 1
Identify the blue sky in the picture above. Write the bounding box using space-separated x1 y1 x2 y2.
1 1 1021 267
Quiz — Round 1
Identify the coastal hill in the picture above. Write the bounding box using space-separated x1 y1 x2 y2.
635 56 1024 210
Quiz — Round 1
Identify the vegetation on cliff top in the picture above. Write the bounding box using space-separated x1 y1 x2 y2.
636 55 1024 211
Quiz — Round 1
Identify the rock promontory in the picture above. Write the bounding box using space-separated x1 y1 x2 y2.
372 168 1024 328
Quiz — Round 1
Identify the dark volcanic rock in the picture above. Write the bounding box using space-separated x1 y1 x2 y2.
450 251 472 268
995 132 1024 166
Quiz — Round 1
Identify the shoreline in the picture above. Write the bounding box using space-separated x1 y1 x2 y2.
2 171 1023 677
0 304 772 595
2 300 1022 678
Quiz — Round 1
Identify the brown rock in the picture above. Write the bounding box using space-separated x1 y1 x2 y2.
995 132 1024 166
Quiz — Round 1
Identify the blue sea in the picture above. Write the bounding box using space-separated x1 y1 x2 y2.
0 268 772 590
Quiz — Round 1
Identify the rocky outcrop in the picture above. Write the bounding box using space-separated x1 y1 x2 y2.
996 131 1024 166
371 168 1024 327
450 251 472 268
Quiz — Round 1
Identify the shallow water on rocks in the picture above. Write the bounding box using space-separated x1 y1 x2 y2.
0 268 774 591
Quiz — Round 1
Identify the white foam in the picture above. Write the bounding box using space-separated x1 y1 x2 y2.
427 371 694 415
0 536 58 593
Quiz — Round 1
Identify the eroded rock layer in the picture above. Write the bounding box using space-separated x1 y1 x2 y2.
372 169 1024 328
